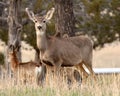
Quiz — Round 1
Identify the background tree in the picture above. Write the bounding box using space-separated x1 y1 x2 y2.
54 0 75 37
0 0 8 44
74 0 120 48
7 0 22 75
0 0 120 50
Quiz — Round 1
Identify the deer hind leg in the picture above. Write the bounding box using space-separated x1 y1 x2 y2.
73 69 82 86
76 63 89 82
65 68 76 87
83 61 96 80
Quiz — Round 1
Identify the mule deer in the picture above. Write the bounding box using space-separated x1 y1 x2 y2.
26 7 95 82
8 43 41 85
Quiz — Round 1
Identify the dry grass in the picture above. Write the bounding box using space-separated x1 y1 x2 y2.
93 41 120 68
0 41 120 96
0 74 120 96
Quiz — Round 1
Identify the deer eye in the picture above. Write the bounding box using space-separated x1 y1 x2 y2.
43 20 46 23
35 21 37 23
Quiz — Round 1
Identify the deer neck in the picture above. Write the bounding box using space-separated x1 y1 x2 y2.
36 30 48 51
10 54 19 70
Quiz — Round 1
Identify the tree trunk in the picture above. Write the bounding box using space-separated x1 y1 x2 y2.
7 0 22 76
54 0 75 37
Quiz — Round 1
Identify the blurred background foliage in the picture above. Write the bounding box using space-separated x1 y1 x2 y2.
0 52 4 65
0 0 120 49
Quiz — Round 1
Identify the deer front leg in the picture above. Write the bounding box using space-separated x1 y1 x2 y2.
53 59 62 81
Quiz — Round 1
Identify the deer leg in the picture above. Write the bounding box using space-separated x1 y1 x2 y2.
76 63 89 82
54 64 61 77
13 72 17 85
79 63 89 79
74 69 82 86
83 62 96 80
36 65 46 87
66 68 76 88
53 58 62 74
53 59 62 82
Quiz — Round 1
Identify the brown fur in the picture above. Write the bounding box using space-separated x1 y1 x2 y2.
8 47 40 85
55 33 94 79
26 8 96 84
39 35 95 81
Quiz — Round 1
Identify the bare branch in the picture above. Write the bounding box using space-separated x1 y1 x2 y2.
0 1 9 7
0 17 7 21
0 16 8 27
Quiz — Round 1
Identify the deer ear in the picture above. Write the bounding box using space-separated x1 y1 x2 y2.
18 45 21 51
9 44 14 50
44 7 55 22
9 44 12 49
26 8 36 23
15 45 21 52
8 44 14 52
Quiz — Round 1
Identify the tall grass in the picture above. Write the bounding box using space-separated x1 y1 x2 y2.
0 74 120 96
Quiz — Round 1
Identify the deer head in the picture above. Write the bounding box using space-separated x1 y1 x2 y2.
9 44 21 55
26 7 55 36
8 32 21 60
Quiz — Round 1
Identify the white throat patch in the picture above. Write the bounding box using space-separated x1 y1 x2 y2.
36 30 45 36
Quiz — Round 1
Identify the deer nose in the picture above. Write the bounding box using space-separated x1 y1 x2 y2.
37 26 42 30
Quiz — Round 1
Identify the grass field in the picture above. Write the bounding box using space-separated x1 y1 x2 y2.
0 74 120 96
0 41 120 96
